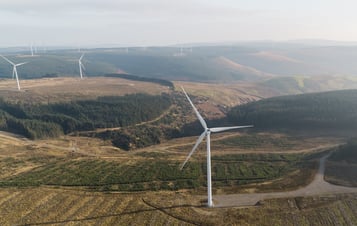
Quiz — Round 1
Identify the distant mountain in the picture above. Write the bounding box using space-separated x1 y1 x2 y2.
285 39 357 46
260 75 357 96
1 43 357 83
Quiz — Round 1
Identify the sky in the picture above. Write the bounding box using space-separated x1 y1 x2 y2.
1 0 357 47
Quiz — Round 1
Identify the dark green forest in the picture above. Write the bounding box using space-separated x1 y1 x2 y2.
227 89 357 132
329 139 357 163
0 94 171 140
325 138 357 186
2 89 357 149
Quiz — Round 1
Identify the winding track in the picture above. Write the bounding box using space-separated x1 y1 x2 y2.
214 153 357 207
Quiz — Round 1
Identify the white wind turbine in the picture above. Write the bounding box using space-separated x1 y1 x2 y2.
0 55 28 91
78 53 85 79
30 44 34 56
180 87 253 207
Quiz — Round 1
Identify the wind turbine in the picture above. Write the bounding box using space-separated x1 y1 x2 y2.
78 53 85 79
0 55 28 91
30 43 34 56
180 87 253 207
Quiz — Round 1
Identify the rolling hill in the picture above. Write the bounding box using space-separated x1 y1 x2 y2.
227 89 357 133
260 75 357 95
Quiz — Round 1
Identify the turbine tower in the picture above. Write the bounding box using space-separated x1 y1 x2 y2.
0 55 28 91
180 87 253 207
30 43 34 56
78 53 85 79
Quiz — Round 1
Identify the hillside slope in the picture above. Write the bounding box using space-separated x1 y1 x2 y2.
227 89 357 132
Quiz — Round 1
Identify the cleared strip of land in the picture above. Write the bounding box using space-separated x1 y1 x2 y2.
215 154 357 207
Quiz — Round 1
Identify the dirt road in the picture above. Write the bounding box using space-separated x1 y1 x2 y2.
214 153 357 207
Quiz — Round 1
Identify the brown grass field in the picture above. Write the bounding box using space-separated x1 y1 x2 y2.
0 77 266 106
0 130 355 225
0 187 356 226
0 77 356 225
0 77 171 104
0 77 266 120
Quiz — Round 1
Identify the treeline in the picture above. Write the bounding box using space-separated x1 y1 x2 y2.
0 94 171 139
227 89 357 131
105 73 174 88
0 110 63 139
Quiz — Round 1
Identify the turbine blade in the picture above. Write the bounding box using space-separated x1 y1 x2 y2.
210 125 253 133
181 86 207 129
79 53 85 61
180 131 206 170
15 62 28 67
0 55 15 65
81 63 86 71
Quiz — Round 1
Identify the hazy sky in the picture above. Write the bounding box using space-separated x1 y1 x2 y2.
1 0 356 47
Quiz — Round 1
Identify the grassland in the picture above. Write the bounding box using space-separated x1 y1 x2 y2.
0 77 263 122
0 127 355 225
0 77 172 104
0 133 317 191
0 187 356 225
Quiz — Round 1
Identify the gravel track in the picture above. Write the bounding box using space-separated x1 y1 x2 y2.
214 153 357 207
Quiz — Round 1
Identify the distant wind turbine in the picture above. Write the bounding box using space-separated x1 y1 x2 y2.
78 53 85 79
180 87 253 207
30 43 34 56
0 55 28 91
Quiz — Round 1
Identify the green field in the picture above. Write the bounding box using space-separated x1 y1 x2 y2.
0 151 318 193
